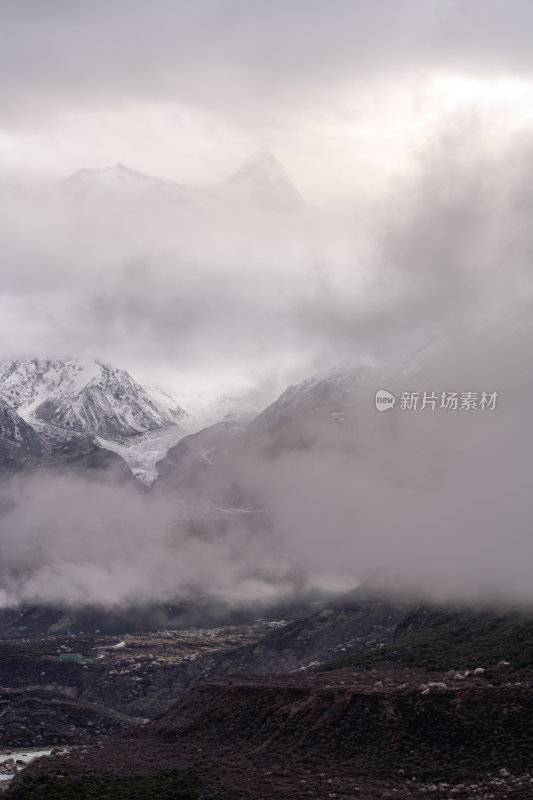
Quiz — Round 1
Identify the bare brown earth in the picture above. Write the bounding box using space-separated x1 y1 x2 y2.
10 668 533 799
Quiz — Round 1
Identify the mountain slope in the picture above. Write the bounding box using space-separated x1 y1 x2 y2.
0 687 136 748
0 359 185 440
59 151 305 213
0 402 43 472
317 605 533 674
225 150 304 209
248 363 374 434
15 668 533 798
63 163 173 192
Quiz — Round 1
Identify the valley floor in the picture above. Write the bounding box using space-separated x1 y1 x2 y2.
2 598 533 798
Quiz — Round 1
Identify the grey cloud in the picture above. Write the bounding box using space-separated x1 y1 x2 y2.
0 469 296 608
2 1 533 122
290 119 533 358
1 2 533 607
2 115 533 384
228 324 533 603
1 317 531 609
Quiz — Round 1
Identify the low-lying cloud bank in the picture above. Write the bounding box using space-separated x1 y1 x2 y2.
0 314 531 610
1 116 533 609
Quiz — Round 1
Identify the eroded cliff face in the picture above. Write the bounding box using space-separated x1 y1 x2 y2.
13 669 533 799
148 672 533 774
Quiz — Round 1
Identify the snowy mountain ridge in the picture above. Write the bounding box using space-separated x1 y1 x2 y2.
224 150 304 209
65 163 172 189
59 151 304 211
0 358 274 484
0 358 185 440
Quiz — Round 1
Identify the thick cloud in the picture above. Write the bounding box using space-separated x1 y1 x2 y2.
1 2 533 608
0 468 300 609
2 109 533 391
239 332 533 603
3 1 533 194
3 1 533 119
1 316 532 609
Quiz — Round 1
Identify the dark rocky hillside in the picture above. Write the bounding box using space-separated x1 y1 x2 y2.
0 405 43 473
3 594 533 725
206 588 411 675
316 605 533 676
4 598 533 796
0 687 136 748
0 590 411 719
10 669 533 799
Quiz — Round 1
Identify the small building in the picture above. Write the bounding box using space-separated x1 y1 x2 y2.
59 653 83 663
59 653 93 664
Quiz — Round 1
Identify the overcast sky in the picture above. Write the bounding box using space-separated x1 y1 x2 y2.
2 1 533 394
2 1 533 200
2 2 533 606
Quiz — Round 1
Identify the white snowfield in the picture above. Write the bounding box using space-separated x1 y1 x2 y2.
97 395 260 485
0 358 185 439
0 357 267 484
96 427 186 486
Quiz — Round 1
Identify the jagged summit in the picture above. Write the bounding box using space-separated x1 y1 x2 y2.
226 150 304 209
230 150 287 178
62 163 173 193
0 358 185 440
60 152 304 209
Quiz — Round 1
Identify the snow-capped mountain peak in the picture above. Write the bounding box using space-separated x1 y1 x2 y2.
0 358 185 440
55 152 306 212
62 163 175 195
226 150 304 209
230 150 286 181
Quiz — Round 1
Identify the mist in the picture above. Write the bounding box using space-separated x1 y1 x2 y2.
1 309 531 609
0 468 298 609
2 2 533 613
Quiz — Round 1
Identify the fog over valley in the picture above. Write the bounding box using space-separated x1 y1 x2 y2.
0 0 532 621
4 6 533 797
